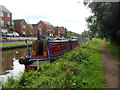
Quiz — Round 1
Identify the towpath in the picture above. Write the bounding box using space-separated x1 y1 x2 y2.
100 43 119 88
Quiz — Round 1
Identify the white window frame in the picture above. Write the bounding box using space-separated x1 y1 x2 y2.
8 21 10 25
22 31 26 34
39 28 41 31
0 11 4 17
1 20 4 26
7 13 10 17
22 25 26 28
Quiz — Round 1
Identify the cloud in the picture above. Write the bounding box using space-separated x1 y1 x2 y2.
65 20 80 23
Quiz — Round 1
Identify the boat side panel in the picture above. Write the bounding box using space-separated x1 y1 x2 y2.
48 42 71 59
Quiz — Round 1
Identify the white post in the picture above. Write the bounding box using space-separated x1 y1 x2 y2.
37 59 39 70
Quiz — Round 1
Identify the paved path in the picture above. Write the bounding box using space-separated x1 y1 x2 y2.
100 43 119 88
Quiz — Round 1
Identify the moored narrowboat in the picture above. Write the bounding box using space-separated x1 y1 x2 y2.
19 36 79 71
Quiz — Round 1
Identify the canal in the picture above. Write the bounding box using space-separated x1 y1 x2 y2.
0 47 29 86
1 47 28 75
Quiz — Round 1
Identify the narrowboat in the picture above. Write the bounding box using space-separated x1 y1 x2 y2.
19 36 79 71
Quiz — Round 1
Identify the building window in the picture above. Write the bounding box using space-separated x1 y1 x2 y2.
0 11 4 17
7 13 10 17
39 28 41 31
1 20 4 26
22 25 26 28
22 31 26 35
8 21 10 25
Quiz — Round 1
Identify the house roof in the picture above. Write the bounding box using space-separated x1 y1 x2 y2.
0 5 11 13
54 26 64 29
31 24 39 28
13 19 24 25
42 21 52 26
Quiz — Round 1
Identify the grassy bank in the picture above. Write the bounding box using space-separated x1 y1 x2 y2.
0 42 32 48
3 39 105 88
104 40 120 61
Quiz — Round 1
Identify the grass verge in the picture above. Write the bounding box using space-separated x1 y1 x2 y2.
3 38 105 88
104 40 120 61
0 42 32 47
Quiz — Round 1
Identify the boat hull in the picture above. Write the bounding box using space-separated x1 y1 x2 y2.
25 60 51 71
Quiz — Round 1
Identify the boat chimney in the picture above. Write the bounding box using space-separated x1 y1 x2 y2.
37 29 40 40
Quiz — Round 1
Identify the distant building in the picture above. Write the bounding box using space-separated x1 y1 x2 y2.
31 24 42 36
54 26 65 36
0 5 12 33
38 21 54 36
13 19 27 36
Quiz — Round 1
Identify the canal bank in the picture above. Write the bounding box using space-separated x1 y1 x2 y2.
1 37 37 42
0 41 32 50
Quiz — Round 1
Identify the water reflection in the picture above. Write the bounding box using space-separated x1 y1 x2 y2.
1 47 28 74
0 60 25 85
0 47 29 87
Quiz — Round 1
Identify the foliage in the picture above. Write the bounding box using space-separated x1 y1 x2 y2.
81 30 96 38
104 39 120 61
0 19 1 27
25 24 33 36
65 30 77 38
46 30 54 37
8 22 15 32
85 2 120 45
3 39 105 88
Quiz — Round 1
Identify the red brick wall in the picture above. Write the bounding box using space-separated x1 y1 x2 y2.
38 21 55 36
54 27 65 36
59 27 65 36
14 20 27 36
14 25 21 35
32 28 38 36
2 12 12 32
38 21 46 35
2 12 12 24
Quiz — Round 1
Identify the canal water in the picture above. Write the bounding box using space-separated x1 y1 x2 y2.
0 47 29 86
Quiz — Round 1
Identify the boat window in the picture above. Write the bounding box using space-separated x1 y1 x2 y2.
37 42 43 56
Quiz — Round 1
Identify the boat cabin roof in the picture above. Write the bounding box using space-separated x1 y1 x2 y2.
33 39 78 44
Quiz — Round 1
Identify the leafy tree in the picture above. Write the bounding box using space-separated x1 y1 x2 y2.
25 24 33 36
64 28 67 37
9 23 15 32
0 20 1 27
85 2 120 44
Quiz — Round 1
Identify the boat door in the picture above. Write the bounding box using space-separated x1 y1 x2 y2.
32 40 48 57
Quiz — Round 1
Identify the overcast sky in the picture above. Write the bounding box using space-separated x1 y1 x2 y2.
0 0 91 34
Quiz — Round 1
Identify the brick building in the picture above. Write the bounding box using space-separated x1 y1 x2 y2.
0 5 12 33
13 19 27 36
31 24 42 36
38 21 55 36
54 26 65 36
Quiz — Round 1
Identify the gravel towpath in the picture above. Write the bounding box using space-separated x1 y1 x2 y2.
100 43 119 88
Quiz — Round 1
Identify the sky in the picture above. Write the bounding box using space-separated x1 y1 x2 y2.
0 0 92 34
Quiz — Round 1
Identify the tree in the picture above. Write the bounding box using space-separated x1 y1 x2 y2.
25 24 33 36
9 22 15 32
85 2 120 44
